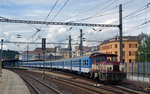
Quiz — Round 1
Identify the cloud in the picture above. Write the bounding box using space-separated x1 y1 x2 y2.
0 0 150 52
46 25 68 42
4 32 9 36
3 45 9 50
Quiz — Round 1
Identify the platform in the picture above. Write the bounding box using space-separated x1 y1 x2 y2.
0 69 30 94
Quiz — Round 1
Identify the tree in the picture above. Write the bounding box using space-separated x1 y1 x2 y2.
136 32 150 62
0 50 19 60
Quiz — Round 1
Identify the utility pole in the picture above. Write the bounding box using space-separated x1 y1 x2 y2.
80 29 83 56
42 38 46 79
27 45 29 68
119 4 123 63
68 35 72 58
55 47 56 60
0 39 3 77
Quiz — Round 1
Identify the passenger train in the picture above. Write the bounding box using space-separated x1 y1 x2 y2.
20 53 126 82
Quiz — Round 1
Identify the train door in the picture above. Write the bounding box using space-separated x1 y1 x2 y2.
35 63 36 69
46 62 47 68
51 62 52 69
70 60 72 72
79 59 81 74
63 61 64 69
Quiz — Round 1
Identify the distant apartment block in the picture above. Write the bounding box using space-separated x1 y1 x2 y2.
74 45 99 57
100 36 140 63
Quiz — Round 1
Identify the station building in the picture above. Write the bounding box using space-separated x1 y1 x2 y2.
100 36 140 63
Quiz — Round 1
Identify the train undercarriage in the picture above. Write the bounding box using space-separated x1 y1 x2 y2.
90 72 126 82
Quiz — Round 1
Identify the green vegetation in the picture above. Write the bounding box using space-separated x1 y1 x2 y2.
0 50 19 60
136 32 150 62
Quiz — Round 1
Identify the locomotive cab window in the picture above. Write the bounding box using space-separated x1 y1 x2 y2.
107 56 117 62
96 56 105 62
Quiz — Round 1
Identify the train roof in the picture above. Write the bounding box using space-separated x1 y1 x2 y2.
22 53 117 62
53 52 117 62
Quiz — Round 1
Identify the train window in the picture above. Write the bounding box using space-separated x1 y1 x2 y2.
83 60 84 65
84 60 86 65
96 56 105 62
87 60 88 66
83 60 85 65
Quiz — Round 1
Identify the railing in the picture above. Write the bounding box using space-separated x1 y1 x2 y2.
125 62 150 82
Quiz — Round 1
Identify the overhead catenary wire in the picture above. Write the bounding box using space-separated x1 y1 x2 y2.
51 0 70 22
35 0 70 42
124 24 150 34
67 0 117 23
30 0 59 39
40 0 59 29
123 19 150 34
66 0 135 23
110 2 150 24
65 0 113 22
68 11 119 23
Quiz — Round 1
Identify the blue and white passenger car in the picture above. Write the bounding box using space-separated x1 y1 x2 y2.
20 53 126 82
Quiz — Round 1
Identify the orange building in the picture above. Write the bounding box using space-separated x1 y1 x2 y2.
100 36 140 63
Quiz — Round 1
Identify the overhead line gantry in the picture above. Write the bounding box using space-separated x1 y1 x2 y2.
0 4 123 62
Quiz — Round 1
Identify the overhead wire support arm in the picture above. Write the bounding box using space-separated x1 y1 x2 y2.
0 19 119 27
2 41 77 45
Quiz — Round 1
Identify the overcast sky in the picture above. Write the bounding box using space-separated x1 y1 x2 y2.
0 0 150 52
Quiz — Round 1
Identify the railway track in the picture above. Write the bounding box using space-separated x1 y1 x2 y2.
22 69 139 94
13 70 62 94
45 69 150 94
38 69 144 94
21 76 41 94
46 74 140 94
9 68 148 94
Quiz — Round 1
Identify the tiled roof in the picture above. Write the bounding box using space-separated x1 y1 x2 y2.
101 36 140 45
21 48 56 55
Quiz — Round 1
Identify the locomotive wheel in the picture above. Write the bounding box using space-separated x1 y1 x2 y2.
99 72 102 80
94 73 98 79
90 72 93 78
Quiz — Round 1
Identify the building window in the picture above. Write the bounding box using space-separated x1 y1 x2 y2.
122 44 125 48
115 44 117 48
129 44 131 48
123 51 125 56
129 59 132 63
115 51 117 55
135 44 137 48
129 51 132 56
123 59 125 63
87 60 88 66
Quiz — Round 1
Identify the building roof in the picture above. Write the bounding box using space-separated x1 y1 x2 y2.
34 48 56 53
101 36 140 45
75 46 92 51
21 48 56 55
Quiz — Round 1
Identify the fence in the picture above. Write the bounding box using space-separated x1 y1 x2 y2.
0 62 1 77
125 62 150 82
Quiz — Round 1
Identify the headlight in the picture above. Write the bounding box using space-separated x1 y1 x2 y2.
110 67 112 70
